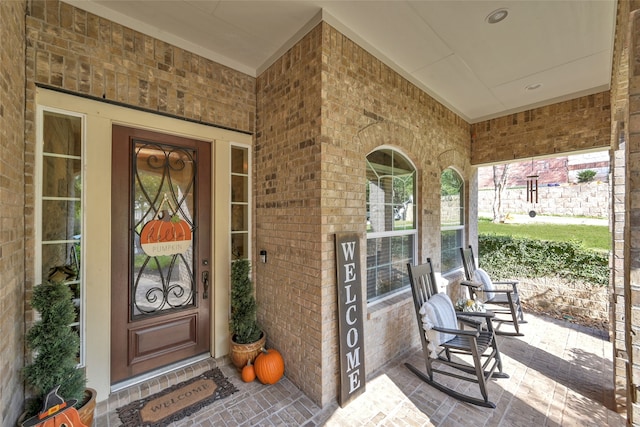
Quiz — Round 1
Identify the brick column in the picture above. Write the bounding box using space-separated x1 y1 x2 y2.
0 1 26 425
625 3 640 423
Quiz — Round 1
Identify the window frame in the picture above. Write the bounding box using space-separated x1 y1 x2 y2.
365 147 417 304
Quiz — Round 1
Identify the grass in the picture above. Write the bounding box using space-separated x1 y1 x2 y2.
478 218 610 252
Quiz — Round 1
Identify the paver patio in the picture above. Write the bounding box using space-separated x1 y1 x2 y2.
95 312 623 426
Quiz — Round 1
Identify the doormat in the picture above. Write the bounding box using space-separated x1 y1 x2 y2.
116 368 238 427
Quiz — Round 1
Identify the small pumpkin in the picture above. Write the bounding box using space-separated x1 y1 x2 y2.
241 359 256 382
254 348 285 385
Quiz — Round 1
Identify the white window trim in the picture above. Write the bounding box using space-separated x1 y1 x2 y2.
35 105 87 367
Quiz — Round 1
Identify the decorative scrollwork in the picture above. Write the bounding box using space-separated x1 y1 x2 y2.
131 141 197 318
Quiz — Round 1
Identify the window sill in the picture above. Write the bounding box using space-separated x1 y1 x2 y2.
366 289 412 320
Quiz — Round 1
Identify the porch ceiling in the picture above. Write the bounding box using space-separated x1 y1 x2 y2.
68 0 617 124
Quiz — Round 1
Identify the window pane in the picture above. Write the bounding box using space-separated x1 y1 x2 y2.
231 204 248 232
43 156 82 198
441 168 464 272
441 168 463 226
42 199 81 241
232 233 248 259
441 229 463 272
231 146 248 174
231 175 248 203
43 111 81 156
42 241 80 281
366 235 414 302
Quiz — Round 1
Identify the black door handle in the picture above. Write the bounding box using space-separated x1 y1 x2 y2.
202 271 209 299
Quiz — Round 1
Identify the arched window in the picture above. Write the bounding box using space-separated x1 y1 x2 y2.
366 149 416 303
441 168 464 273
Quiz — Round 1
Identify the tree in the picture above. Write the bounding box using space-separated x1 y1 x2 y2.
23 281 86 416
492 164 510 223
230 258 261 344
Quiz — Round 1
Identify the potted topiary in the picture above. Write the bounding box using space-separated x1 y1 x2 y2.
229 258 266 371
21 280 96 426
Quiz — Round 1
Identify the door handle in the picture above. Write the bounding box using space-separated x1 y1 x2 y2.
202 271 209 300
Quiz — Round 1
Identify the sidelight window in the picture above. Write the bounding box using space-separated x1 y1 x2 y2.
36 108 84 365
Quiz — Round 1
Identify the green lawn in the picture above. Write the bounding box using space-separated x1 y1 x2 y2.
478 219 610 252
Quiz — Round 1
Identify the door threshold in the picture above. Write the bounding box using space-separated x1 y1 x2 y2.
110 353 212 393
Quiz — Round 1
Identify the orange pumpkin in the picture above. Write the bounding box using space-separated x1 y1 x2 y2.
241 360 256 382
140 210 192 256
254 348 284 385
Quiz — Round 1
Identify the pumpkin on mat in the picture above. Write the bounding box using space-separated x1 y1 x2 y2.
254 348 284 384
241 360 256 383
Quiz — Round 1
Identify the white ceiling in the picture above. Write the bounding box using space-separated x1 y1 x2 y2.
68 0 617 123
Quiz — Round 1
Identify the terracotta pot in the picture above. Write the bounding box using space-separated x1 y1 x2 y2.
229 332 266 371
77 388 97 427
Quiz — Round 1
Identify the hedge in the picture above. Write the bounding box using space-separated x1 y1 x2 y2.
478 235 609 287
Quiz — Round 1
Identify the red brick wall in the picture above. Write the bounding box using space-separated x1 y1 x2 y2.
0 1 26 425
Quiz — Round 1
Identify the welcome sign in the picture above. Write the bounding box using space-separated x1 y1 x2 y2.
335 233 366 407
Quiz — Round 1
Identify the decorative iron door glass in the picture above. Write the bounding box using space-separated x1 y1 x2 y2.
132 141 196 317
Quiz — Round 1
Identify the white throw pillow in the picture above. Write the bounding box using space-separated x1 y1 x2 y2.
473 267 495 300
419 293 458 358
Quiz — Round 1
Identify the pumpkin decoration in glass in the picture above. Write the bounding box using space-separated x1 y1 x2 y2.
140 209 192 257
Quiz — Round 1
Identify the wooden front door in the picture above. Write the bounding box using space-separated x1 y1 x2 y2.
111 125 211 384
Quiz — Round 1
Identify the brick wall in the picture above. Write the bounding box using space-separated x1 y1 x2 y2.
611 0 632 416
256 22 472 406
0 1 26 425
627 3 640 422
26 1 255 132
254 24 325 404
322 22 472 405
470 92 611 165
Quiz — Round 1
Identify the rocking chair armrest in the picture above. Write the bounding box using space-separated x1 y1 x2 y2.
485 288 514 295
494 280 519 285
494 281 519 293
456 310 495 320
431 325 480 337
460 280 482 289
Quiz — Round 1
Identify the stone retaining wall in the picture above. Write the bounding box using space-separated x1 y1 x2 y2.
518 277 609 326
478 181 609 218
449 276 609 327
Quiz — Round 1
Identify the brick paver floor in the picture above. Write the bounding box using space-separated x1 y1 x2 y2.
95 313 624 426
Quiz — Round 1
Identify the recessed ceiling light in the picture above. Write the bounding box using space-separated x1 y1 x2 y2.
525 83 543 91
486 8 509 24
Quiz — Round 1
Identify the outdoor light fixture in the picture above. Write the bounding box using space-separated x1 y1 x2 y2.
486 8 508 24
260 250 267 263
